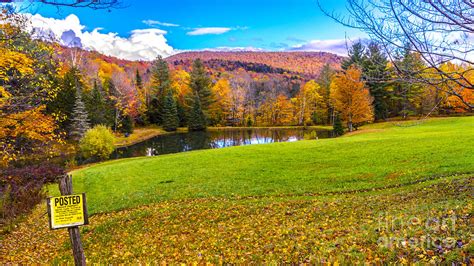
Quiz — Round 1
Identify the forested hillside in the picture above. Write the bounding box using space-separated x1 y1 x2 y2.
167 51 343 77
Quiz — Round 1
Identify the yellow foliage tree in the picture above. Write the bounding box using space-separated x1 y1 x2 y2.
171 69 192 106
330 66 374 131
295 80 322 126
258 94 293 126
0 16 64 166
210 78 232 125
0 106 60 167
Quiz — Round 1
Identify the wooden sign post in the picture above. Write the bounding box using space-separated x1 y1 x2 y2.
47 175 88 266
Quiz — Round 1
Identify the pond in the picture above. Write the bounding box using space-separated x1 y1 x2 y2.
112 128 333 159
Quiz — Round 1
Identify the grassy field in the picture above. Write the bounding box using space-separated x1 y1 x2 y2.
1 117 472 263
69 117 473 214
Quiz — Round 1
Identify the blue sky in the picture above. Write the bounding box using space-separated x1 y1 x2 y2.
19 0 366 60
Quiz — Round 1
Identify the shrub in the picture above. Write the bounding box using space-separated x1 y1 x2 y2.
1 164 65 223
80 125 115 160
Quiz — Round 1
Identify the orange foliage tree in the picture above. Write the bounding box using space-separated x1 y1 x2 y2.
437 63 474 113
330 66 374 131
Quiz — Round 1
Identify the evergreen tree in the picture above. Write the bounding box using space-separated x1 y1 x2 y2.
135 69 143 90
84 79 108 126
316 63 334 124
162 90 179 132
342 41 366 70
189 59 214 114
177 103 187 127
392 44 425 119
69 88 90 141
148 56 171 124
362 42 391 120
120 114 134 134
333 114 344 137
103 78 120 130
188 93 207 131
46 68 81 130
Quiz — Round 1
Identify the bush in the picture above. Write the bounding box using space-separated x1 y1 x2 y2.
80 125 115 160
1 164 65 223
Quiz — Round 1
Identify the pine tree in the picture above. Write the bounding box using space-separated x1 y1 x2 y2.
177 103 187 127
393 44 425 119
135 69 143 90
70 88 90 141
120 114 134 134
148 56 171 124
342 41 366 70
162 90 179 132
316 63 334 124
84 79 107 126
46 68 81 130
188 93 207 131
189 59 214 114
333 114 344 136
103 78 119 128
362 42 390 120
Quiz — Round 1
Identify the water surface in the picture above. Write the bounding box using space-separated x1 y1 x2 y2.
112 128 332 159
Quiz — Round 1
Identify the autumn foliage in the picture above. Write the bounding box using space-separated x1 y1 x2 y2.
330 66 374 131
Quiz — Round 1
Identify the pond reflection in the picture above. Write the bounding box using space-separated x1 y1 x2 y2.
112 128 333 159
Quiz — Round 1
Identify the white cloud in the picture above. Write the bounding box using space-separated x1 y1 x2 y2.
289 39 350 56
142 19 179 27
25 13 175 61
187 27 232 36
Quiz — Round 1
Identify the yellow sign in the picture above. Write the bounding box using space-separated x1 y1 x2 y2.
47 193 88 229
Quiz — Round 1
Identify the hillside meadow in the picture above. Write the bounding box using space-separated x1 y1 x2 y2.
0 117 472 263
68 117 473 214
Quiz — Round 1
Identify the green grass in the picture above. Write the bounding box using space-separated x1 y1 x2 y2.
63 117 474 214
5 117 473 263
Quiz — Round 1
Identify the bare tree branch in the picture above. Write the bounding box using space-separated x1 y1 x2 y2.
318 0 474 110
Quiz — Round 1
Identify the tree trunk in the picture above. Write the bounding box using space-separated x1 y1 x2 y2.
348 114 353 132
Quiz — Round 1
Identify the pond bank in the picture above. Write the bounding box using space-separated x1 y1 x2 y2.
114 126 185 148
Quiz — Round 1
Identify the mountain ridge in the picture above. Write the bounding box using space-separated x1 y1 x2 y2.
166 51 344 78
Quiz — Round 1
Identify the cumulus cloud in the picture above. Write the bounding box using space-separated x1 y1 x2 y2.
187 27 232 36
142 19 179 27
289 39 350 56
26 13 175 61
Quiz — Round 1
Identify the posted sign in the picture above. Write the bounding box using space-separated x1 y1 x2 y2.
47 193 88 229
